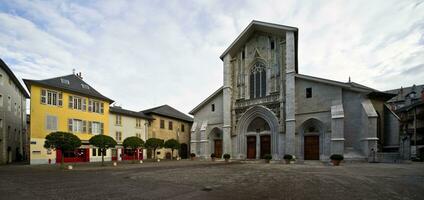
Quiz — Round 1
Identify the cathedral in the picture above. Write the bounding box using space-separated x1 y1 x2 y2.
189 21 400 161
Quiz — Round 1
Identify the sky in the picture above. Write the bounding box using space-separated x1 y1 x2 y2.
0 0 423 114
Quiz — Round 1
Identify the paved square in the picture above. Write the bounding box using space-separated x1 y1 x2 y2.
0 161 423 200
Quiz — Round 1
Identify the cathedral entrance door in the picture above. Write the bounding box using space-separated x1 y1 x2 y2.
247 136 256 159
304 135 319 160
260 135 271 158
214 140 223 158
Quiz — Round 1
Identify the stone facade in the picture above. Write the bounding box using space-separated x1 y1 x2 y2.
0 59 29 164
190 21 399 162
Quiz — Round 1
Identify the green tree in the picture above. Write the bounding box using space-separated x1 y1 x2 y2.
145 138 164 159
89 135 117 166
164 139 180 160
123 136 145 163
44 131 81 168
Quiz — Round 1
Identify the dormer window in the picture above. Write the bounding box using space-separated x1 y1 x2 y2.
60 78 70 85
81 84 90 89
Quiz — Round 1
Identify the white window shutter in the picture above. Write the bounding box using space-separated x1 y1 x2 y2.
88 121 92 133
41 89 47 104
58 92 63 106
69 96 73 109
68 119 73 132
100 102 104 114
82 98 87 111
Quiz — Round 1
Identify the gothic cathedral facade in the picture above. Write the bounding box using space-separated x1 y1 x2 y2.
190 21 399 161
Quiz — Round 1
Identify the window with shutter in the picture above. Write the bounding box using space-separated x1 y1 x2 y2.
58 92 63 106
88 121 92 133
69 96 74 108
41 90 47 104
88 100 92 112
101 123 104 134
82 98 86 111
83 121 87 133
68 119 73 132
100 103 104 114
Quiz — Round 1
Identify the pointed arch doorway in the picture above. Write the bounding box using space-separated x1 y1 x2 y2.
236 106 280 160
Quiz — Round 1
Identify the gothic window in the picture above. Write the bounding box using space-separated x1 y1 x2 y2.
249 62 267 99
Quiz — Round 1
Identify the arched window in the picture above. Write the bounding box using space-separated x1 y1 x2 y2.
249 62 266 98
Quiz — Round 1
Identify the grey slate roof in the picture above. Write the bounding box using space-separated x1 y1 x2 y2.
0 58 30 98
23 74 113 103
141 105 193 123
110 106 154 120
385 84 424 103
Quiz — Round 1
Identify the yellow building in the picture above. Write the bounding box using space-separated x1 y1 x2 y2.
24 73 113 164
142 105 193 159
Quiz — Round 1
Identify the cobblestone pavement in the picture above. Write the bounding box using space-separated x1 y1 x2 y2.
0 160 423 200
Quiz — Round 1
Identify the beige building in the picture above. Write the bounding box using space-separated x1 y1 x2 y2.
109 106 153 161
0 59 29 164
142 105 193 159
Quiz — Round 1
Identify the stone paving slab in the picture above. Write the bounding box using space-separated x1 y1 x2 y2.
0 161 423 200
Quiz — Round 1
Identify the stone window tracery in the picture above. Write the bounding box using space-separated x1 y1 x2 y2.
249 62 266 99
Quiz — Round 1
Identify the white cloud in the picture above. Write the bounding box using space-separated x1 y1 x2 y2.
0 0 423 114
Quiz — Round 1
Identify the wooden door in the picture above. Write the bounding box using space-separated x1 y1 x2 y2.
260 135 271 158
214 140 223 158
247 136 256 159
304 135 319 160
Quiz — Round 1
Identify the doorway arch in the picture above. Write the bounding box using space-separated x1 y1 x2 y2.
209 127 223 158
235 105 280 159
299 118 325 160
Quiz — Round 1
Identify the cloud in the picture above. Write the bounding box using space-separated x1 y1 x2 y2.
0 0 423 114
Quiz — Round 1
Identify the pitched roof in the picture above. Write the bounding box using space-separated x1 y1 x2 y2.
141 105 193 123
295 74 395 100
189 86 223 115
23 74 113 103
0 58 30 98
385 84 424 103
110 106 154 120
220 20 299 73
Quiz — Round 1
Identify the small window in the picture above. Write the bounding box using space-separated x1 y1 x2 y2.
92 148 96 156
270 40 275 49
211 104 215 112
181 124 185 132
116 131 122 142
306 88 312 98
160 120 165 129
168 121 173 130
242 49 245 59
60 78 70 85
115 115 122 125
0 118 2 128
81 84 90 89
0 94 3 107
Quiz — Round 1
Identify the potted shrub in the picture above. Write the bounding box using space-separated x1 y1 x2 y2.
330 154 344 166
264 154 272 163
223 153 231 162
190 153 196 160
283 154 293 164
210 153 216 161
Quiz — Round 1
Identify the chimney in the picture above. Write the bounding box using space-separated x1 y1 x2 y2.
77 72 83 80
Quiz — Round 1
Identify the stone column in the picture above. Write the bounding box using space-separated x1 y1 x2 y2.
331 104 345 155
223 54 233 157
199 121 208 159
284 31 296 155
361 99 379 161
256 134 260 159
190 122 198 155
